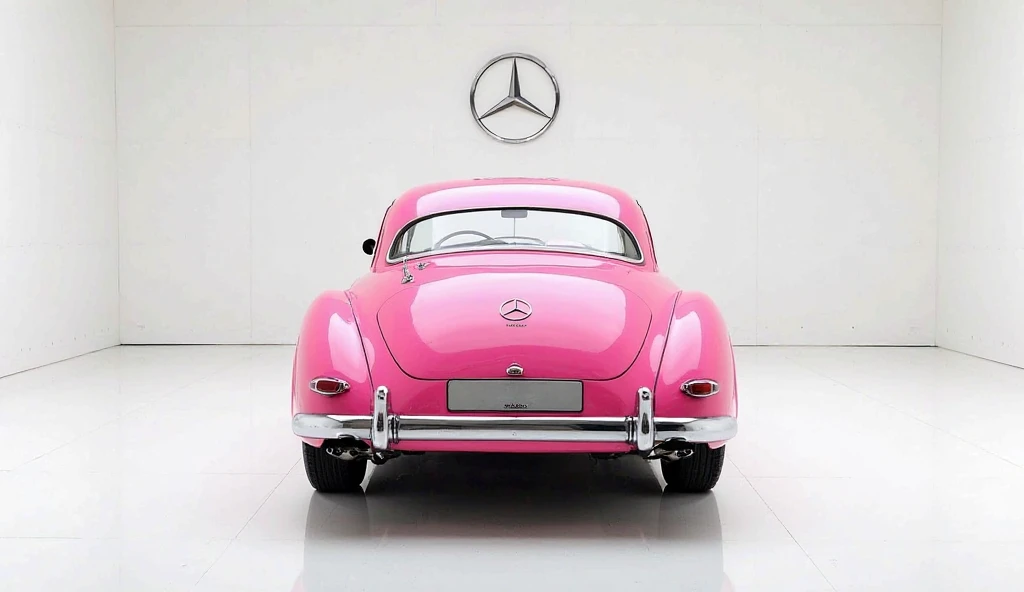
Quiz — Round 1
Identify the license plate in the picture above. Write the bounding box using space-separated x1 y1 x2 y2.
447 380 583 412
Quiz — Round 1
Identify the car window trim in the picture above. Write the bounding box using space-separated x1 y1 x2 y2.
384 206 645 266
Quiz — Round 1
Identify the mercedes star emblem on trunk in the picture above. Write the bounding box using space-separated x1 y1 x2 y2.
499 298 533 322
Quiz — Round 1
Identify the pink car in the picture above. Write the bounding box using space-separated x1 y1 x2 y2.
291 178 738 493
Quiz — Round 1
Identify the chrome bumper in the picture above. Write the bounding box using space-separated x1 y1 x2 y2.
292 386 737 453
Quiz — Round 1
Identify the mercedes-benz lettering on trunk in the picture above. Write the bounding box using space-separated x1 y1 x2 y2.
291 178 738 493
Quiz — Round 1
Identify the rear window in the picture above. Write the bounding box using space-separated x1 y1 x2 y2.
388 208 642 262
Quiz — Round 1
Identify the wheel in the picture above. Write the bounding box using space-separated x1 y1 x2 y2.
660 444 726 493
302 443 367 493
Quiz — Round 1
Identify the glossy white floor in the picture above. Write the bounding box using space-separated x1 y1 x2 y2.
2 346 1024 591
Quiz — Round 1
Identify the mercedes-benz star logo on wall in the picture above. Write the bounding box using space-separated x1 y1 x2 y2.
499 298 533 322
470 53 560 144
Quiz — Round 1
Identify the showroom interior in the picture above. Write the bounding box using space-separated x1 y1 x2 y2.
1 0 1023 590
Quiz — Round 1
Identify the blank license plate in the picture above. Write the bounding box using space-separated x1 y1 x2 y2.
447 380 583 412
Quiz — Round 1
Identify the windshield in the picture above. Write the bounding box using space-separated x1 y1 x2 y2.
388 208 642 262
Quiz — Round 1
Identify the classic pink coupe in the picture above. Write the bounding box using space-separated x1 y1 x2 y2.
291 178 738 493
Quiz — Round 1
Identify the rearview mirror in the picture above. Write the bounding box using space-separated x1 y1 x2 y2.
501 209 528 219
362 238 376 255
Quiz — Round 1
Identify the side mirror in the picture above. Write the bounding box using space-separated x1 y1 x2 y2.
361 238 376 255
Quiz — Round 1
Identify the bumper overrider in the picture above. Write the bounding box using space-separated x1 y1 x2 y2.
292 386 737 457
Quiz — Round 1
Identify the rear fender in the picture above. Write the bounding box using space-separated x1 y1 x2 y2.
654 291 738 445
291 291 374 446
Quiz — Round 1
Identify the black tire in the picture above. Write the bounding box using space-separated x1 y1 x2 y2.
302 443 367 493
660 444 726 493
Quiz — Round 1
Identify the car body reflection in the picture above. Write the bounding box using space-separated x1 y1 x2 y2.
293 453 732 591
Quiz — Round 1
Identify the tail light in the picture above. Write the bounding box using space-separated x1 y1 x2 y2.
681 379 719 398
309 377 350 396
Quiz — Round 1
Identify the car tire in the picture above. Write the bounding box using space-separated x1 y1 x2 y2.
302 443 368 493
660 444 726 493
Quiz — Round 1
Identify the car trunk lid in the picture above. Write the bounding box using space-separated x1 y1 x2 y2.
376 271 651 380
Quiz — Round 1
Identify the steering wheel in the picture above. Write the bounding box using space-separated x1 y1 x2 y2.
433 230 495 249
492 235 545 245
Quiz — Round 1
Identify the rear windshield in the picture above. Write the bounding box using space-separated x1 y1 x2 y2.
388 208 642 262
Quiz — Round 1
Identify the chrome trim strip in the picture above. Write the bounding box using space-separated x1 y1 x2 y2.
383 203 646 266
292 414 736 446
292 414 372 439
386 243 645 266
393 416 631 442
654 417 738 441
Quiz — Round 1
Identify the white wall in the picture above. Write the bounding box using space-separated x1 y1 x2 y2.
114 0 941 346
0 1 118 377
937 0 1024 368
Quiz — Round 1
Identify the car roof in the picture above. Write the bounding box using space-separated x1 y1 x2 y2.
375 178 655 268
390 177 643 219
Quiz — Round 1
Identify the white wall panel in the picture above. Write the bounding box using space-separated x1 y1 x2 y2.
938 0 1024 367
249 0 436 26
118 140 251 343
757 24 940 344
114 0 248 26
568 0 760 25
114 0 943 346
762 0 941 24
0 6 27 124
0 0 117 377
120 242 251 344
115 28 249 141
250 26 440 143
23 2 116 141
758 26 941 144
436 0 572 25
116 25 251 343
567 26 760 141
433 135 570 181
758 138 937 344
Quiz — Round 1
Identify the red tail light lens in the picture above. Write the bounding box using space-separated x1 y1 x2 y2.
681 379 719 398
309 377 350 396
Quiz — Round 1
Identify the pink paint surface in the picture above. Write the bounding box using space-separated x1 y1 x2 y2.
292 178 737 452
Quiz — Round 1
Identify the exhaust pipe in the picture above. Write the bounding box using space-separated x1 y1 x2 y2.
324 442 372 461
323 438 375 461
644 440 697 461
323 439 399 464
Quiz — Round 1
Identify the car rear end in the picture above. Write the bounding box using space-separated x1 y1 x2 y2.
291 260 737 490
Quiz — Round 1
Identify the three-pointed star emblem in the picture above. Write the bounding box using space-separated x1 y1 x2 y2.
477 58 551 122
469 52 560 143
499 298 533 322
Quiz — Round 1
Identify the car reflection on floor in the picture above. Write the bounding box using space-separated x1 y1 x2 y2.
293 453 732 591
